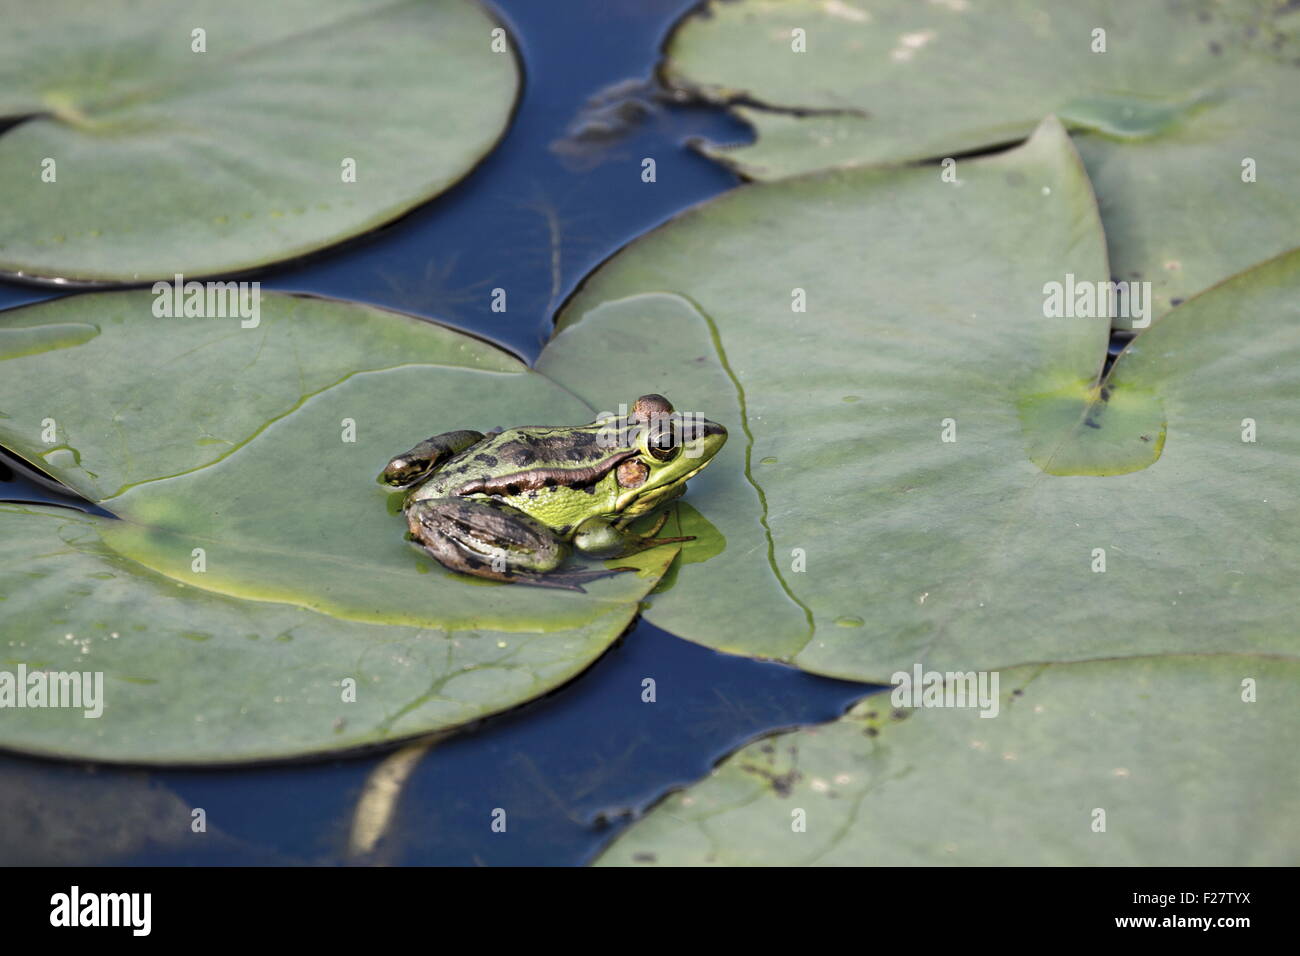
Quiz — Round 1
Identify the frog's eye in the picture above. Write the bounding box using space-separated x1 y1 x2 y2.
646 418 680 462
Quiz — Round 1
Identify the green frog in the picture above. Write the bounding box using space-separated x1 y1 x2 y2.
379 394 727 588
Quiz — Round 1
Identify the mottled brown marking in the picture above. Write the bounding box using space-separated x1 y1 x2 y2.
453 450 637 498
617 459 649 488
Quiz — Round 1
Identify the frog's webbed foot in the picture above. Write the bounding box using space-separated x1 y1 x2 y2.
405 497 635 591
379 430 485 487
632 508 696 547
573 510 694 559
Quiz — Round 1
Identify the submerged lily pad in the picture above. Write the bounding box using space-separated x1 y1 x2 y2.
545 118 1300 682
0 0 517 282
0 292 676 763
597 655 1299 865
663 0 1300 322
0 754 250 863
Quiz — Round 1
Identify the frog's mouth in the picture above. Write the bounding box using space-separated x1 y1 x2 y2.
677 453 718 485
679 420 727 476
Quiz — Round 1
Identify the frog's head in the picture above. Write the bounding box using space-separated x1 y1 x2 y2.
606 394 727 514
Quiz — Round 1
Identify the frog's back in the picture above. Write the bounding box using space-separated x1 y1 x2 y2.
410 425 627 533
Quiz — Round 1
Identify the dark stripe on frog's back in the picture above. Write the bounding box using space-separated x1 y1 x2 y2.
452 449 637 498
494 426 604 465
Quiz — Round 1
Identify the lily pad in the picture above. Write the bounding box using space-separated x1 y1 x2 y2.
0 0 518 282
597 655 1299 865
663 0 1300 323
545 117 1300 682
0 291 676 763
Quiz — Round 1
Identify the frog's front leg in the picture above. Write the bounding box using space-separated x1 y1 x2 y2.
572 509 694 559
379 430 485 487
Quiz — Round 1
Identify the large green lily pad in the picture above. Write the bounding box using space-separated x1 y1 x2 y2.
0 0 517 282
545 117 1300 682
0 292 675 763
663 0 1300 322
597 655 1299 865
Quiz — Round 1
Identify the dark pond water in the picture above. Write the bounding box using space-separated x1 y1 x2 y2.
0 0 880 865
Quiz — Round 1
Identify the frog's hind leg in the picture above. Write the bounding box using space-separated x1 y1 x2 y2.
379 430 485 487
405 497 634 591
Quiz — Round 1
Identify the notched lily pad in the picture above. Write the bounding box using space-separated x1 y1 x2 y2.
1056 92 1215 141
0 0 519 282
0 291 677 763
1019 381 1166 476
663 0 1300 323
